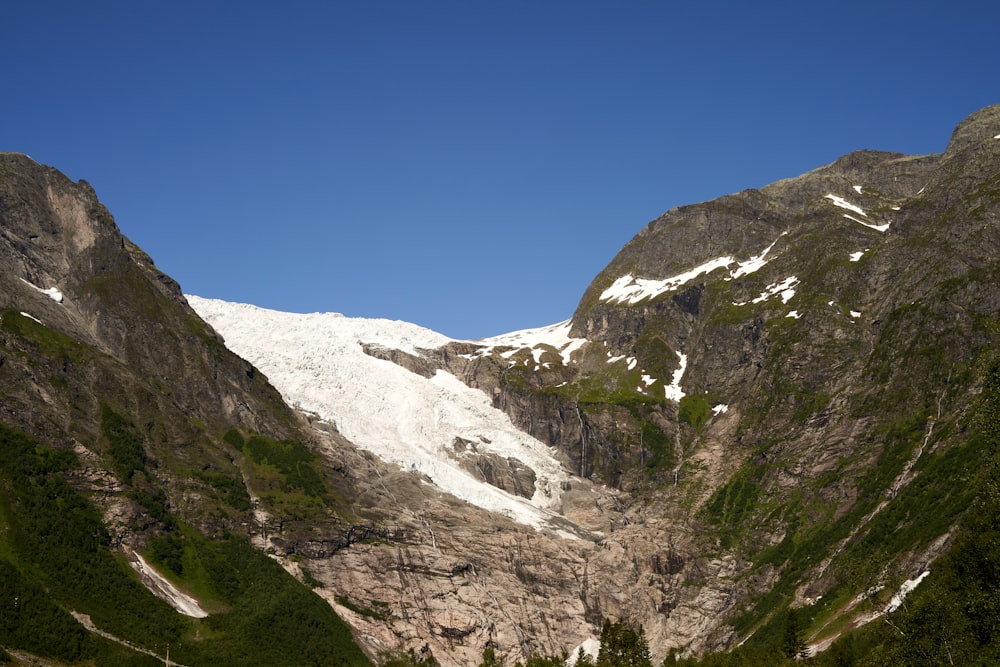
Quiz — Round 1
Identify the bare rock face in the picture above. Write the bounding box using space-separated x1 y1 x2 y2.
449 437 538 499
269 425 747 665
0 153 300 447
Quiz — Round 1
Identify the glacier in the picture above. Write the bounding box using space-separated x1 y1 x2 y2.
187 296 585 536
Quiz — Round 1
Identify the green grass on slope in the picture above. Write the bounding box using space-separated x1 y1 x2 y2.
0 423 183 661
667 355 1000 667
0 423 371 666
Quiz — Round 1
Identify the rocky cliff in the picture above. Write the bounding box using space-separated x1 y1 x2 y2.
336 104 1000 659
0 153 371 664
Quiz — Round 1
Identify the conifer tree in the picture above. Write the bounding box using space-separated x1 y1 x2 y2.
479 646 503 667
595 619 653 667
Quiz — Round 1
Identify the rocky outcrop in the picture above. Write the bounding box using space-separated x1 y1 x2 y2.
270 423 753 664
0 153 303 447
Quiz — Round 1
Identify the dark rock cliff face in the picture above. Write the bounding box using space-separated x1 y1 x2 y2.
0 153 382 664
376 105 1000 656
0 153 300 445
417 106 1000 497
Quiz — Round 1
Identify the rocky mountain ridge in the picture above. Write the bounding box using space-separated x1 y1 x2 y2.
322 103 1000 659
0 104 998 665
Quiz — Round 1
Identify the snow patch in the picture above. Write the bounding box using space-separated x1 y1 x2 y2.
852 185 863 194
712 404 729 416
129 552 208 618
19 312 43 325
20 278 64 303
825 193 868 217
826 194 893 232
886 571 930 613
786 310 801 319
663 352 687 402
843 213 891 232
857 571 931 625
849 250 867 262
600 235 784 305
728 234 785 279
471 320 586 367
850 310 862 319
738 276 799 306
567 638 601 665
600 257 732 305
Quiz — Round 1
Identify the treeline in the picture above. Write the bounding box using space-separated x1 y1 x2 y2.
377 619 653 667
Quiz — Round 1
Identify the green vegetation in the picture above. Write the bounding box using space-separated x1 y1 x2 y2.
148 532 185 575
0 423 371 666
194 468 252 511
455 618 650 667
223 426 246 450
1 309 86 362
0 560 88 661
170 533 371 665
0 423 184 659
335 594 387 620
637 412 675 473
704 465 763 544
661 355 1000 666
592 619 653 667
555 368 657 405
377 648 440 666
678 395 711 430
101 404 149 483
243 434 327 498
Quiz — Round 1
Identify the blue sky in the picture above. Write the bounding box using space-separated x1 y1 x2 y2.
4 2 998 339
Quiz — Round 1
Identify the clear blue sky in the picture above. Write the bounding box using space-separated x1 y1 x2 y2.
4 1 998 339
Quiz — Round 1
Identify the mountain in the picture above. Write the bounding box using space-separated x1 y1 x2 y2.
1 104 999 666
0 153 372 665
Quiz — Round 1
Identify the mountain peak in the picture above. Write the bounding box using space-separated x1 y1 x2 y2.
945 102 1000 154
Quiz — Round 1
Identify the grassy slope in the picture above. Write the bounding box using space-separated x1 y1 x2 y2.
0 422 371 666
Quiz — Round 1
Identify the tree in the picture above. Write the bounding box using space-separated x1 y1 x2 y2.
574 646 596 666
596 619 653 667
781 609 808 660
479 646 503 667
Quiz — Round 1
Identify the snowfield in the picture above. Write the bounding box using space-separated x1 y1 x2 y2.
187 296 580 534
599 234 784 306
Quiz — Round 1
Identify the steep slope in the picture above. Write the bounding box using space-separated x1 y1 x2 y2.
185 298 586 534
492 104 1000 655
0 153 371 665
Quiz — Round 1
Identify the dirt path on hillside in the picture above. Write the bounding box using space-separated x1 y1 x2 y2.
70 612 186 666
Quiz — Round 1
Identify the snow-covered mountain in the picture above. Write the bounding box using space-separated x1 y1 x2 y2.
187 296 592 536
